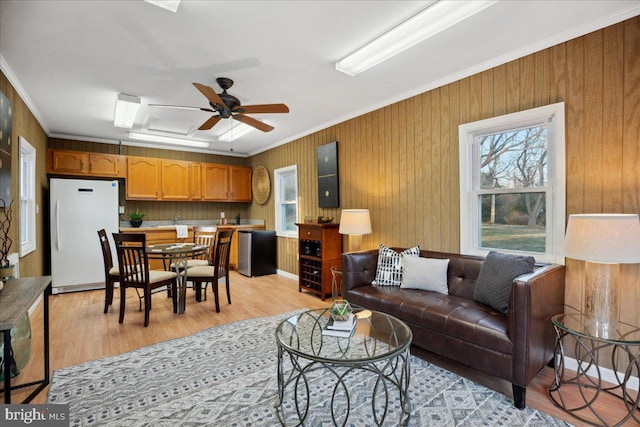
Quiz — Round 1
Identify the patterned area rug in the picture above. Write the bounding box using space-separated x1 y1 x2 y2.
47 310 571 426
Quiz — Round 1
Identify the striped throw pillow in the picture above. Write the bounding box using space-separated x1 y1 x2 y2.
372 244 420 286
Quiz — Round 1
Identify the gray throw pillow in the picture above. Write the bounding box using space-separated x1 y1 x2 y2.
473 251 535 315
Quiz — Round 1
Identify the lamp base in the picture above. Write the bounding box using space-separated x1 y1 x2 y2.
584 261 619 338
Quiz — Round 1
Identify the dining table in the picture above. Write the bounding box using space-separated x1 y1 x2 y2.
146 243 208 314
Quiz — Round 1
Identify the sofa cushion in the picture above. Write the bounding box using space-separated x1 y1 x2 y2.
473 251 535 315
372 244 420 286
401 256 449 294
347 285 512 354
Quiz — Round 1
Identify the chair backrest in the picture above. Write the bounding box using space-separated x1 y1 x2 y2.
112 232 150 286
212 229 233 278
192 226 217 263
97 228 113 274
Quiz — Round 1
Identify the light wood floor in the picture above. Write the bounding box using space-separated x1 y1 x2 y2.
5 272 635 426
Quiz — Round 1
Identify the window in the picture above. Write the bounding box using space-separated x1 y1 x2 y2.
459 102 565 264
274 165 298 238
19 136 36 256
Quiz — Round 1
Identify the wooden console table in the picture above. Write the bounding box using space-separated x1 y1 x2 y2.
0 276 52 403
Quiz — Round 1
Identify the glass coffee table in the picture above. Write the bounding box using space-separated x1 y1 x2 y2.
275 307 412 426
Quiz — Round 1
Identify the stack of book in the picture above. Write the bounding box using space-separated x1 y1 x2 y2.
322 313 356 337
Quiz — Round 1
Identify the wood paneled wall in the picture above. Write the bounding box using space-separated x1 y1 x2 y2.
249 17 640 331
48 139 252 222
0 71 48 277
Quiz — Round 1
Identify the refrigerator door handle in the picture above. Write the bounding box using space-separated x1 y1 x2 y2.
55 200 61 251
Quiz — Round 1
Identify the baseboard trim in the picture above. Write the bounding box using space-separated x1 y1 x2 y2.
277 269 297 281
562 356 639 391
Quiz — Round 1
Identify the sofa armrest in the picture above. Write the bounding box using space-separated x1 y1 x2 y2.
509 263 565 387
341 250 379 295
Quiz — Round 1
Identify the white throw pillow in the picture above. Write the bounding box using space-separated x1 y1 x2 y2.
372 244 420 286
400 256 450 294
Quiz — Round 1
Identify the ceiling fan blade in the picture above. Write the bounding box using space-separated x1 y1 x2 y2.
193 83 225 107
149 104 215 113
237 104 290 114
198 115 222 131
233 114 275 132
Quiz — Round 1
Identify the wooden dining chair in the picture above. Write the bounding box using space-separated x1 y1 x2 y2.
183 229 233 312
112 232 178 327
170 226 217 271
98 229 120 314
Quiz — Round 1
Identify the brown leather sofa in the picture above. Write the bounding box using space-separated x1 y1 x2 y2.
341 249 565 409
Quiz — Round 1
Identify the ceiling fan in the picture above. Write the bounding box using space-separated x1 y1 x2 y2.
149 77 289 133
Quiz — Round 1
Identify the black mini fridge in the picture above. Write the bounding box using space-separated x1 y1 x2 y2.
237 230 277 277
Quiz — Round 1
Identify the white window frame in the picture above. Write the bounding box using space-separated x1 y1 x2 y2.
274 165 298 238
19 136 36 257
459 102 565 264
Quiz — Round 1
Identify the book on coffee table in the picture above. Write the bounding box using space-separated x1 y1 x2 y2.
322 322 356 338
326 313 355 331
323 314 356 337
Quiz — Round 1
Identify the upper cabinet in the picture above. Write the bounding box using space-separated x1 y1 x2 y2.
229 166 252 202
47 149 252 203
190 162 202 200
160 160 190 200
47 149 126 178
126 156 161 199
202 163 229 201
202 163 252 202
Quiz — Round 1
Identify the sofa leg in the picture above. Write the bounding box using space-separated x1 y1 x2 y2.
512 384 526 409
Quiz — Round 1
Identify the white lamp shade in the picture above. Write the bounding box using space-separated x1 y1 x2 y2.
564 214 640 264
338 209 372 235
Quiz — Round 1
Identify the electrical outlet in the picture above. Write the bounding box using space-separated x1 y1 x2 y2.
119 206 125 214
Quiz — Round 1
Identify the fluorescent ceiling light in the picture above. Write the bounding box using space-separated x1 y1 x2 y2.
114 93 141 129
129 131 209 148
218 122 262 143
336 0 498 76
144 0 181 13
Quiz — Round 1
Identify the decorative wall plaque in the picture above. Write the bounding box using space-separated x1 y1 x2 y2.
317 141 339 208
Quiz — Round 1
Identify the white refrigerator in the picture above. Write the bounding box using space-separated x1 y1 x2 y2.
50 178 119 294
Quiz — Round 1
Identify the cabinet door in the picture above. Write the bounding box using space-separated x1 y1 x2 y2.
161 160 190 200
50 150 89 174
126 156 161 199
229 166 252 201
190 162 202 200
202 163 229 201
88 153 122 177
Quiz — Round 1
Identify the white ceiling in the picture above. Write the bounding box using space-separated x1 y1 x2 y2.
1 1 639 157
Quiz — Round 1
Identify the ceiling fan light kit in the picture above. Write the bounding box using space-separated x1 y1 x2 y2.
114 93 141 129
128 131 209 148
335 0 498 76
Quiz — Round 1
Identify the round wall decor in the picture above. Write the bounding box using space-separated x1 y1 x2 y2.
252 165 270 205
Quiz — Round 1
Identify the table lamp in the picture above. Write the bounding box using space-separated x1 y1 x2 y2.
338 209 372 252
564 214 640 338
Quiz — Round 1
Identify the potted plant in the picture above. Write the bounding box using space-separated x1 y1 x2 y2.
126 208 145 228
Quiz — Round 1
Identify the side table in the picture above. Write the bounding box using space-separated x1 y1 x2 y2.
0 276 52 403
549 310 640 426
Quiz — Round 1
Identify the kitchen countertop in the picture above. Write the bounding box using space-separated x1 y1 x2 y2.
119 220 265 232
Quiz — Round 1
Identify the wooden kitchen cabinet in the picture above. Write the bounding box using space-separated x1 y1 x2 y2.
127 158 192 200
201 163 253 202
126 156 161 199
202 163 229 201
160 160 190 200
229 166 252 201
47 149 125 178
190 162 202 200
